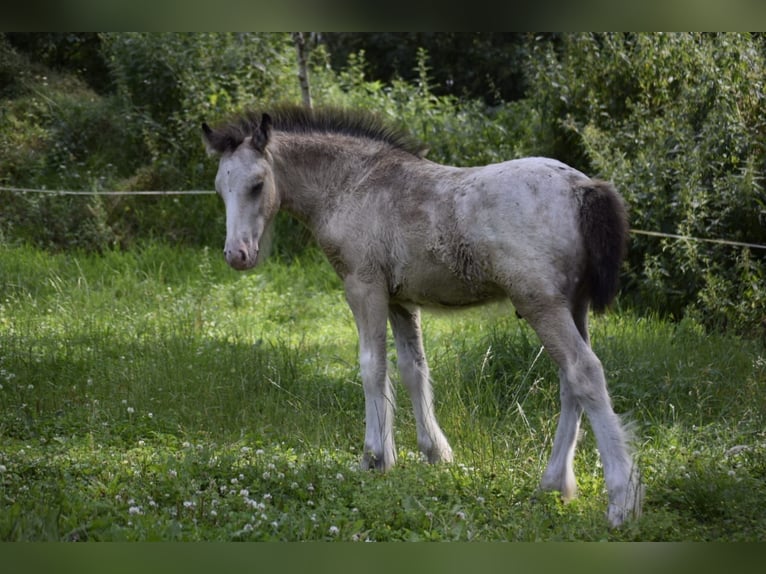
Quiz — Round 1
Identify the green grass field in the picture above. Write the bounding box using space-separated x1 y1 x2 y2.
1 243 765 540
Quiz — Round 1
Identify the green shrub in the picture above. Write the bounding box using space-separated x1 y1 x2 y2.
0 35 25 97
526 33 766 335
0 73 146 251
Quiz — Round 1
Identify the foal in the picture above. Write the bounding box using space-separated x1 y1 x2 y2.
202 105 642 526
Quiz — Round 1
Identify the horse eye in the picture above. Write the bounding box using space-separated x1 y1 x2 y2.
250 182 264 196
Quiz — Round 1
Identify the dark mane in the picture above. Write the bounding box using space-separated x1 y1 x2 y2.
204 104 427 157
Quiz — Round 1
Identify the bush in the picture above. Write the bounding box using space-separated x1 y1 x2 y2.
0 35 25 97
526 33 766 335
0 71 147 251
1 34 299 251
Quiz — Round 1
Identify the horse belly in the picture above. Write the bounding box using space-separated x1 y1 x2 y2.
393 261 505 309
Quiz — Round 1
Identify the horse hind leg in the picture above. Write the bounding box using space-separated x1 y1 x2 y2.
524 302 642 527
540 297 589 499
389 303 453 464
540 366 583 502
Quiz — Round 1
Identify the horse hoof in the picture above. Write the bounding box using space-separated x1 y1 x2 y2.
607 481 644 528
360 451 395 472
425 446 453 464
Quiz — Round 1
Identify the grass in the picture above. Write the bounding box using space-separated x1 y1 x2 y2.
1 242 765 541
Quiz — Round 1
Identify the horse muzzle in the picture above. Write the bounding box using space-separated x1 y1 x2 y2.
224 241 259 271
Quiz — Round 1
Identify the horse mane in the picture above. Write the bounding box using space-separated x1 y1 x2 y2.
205 104 428 157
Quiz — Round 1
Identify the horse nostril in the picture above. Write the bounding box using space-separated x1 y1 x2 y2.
238 249 247 262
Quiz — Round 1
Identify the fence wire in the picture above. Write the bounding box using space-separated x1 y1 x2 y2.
2 185 765 251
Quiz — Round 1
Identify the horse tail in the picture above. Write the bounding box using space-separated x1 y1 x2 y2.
578 181 628 313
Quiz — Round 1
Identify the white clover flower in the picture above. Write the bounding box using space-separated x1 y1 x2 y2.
328 525 340 536
0 464 7 473
126 407 134 414
129 506 142 515
336 473 344 482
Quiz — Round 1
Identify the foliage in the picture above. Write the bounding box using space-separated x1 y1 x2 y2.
0 35 26 98
96 33 298 248
0 66 147 250
312 46 538 167
525 33 766 334
1 33 298 250
1 245 764 540
4 33 111 94
320 33 535 105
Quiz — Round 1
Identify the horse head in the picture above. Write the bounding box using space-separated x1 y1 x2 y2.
202 113 277 270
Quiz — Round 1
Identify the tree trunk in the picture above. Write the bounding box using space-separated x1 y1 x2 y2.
292 32 312 109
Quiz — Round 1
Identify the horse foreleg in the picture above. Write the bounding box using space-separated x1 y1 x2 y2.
344 275 397 471
389 304 453 464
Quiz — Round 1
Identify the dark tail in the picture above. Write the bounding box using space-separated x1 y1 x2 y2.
578 181 628 313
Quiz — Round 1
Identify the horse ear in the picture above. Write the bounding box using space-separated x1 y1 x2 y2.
201 122 218 156
252 113 272 153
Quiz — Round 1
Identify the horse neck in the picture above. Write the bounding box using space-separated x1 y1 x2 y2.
268 132 417 224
